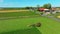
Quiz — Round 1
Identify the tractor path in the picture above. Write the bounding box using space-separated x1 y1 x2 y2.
47 16 60 22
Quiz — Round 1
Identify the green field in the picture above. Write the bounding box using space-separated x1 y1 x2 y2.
0 11 39 17
0 11 60 34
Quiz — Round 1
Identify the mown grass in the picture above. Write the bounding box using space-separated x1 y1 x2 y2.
0 27 41 34
0 17 60 34
0 11 60 34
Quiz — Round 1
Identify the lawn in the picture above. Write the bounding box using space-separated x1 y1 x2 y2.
0 11 60 34
0 17 60 34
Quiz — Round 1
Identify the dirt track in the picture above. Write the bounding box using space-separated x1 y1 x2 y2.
47 16 60 22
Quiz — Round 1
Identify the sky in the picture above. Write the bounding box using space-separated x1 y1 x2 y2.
0 0 60 7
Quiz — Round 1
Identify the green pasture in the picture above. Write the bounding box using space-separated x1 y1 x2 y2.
0 11 60 34
0 17 60 34
0 11 39 17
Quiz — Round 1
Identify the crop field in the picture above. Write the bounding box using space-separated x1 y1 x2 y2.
0 10 60 34
0 10 39 18
0 10 30 13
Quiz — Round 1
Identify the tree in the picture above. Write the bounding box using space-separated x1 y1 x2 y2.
25 7 30 9
43 3 51 9
25 6 33 9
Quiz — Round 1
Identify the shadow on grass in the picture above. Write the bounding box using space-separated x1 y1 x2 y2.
0 27 42 34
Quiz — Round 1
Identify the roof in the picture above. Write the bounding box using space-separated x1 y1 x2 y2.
38 8 45 11
44 9 49 10
38 8 49 11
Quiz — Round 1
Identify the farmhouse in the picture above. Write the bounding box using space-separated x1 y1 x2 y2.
38 7 57 15
38 8 50 15
38 8 45 11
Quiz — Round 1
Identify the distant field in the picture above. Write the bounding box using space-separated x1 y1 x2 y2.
0 11 39 18
0 10 30 13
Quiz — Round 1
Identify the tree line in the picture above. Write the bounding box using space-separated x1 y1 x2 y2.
0 3 60 10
